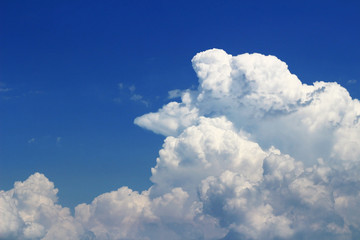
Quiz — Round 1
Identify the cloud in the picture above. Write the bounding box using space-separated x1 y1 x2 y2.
56 137 62 147
2 49 360 239
0 173 85 240
129 85 136 93
134 92 198 136
130 93 149 106
136 49 360 165
115 83 149 106
0 88 11 92
347 79 357 84
0 82 11 93
168 89 183 99
113 97 122 104
28 138 36 144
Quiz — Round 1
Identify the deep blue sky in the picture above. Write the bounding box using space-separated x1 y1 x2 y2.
1 0 359 209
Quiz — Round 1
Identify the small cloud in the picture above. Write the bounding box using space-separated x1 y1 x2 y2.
130 94 143 101
0 83 44 100
113 97 122 104
0 82 11 93
130 94 149 106
129 85 136 93
114 83 149 106
28 90 44 95
168 89 182 99
56 137 62 147
347 79 357 84
0 88 11 92
28 138 36 144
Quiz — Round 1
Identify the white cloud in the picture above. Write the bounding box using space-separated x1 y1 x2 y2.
134 91 199 136
0 173 85 240
2 49 360 239
28 138 36 144
136 49 360 165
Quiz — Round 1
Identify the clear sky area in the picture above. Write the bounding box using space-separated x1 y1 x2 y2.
1 1 360 239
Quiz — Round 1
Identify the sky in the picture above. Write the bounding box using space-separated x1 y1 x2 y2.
1 0 360 239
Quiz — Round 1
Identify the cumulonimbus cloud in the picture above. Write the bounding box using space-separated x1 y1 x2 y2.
1 49 360 239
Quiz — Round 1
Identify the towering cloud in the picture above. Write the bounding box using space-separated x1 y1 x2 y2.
1 49 360 239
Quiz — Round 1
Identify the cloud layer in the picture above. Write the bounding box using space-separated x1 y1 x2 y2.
1 49 360 239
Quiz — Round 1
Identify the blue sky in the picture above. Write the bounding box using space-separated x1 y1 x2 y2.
1 0 359 213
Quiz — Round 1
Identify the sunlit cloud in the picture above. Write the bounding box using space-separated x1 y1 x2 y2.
2 49 360 240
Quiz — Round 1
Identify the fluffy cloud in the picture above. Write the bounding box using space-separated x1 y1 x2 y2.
134 92 199 136
136 49 360 165
0 173 85 240
1 49 360 239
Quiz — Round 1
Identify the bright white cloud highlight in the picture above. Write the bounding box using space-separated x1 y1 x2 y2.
0 173 85 240
1 49 360 239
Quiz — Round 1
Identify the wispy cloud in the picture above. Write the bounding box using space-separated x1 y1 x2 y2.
0 88 11 92
0 82 44 101
130 94 149 106
130 94 143 101
347 79 357 84
114 83 149 106
28 138 36 144
113 97 122 103
0 82 12 97
28 90 45 95
168 89 182 99
129 85 136 93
